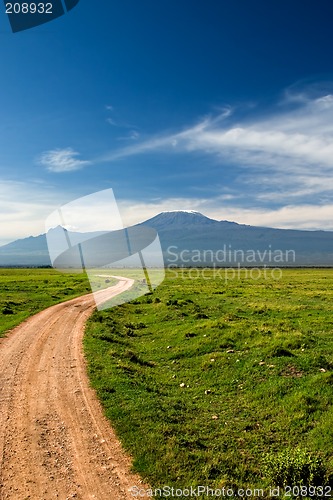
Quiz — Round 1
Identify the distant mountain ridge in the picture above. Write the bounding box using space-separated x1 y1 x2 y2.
0 211 332 267
0 233 49 266
138 211 333 266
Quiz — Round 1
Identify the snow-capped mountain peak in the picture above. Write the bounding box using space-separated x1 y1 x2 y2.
140 210 219 230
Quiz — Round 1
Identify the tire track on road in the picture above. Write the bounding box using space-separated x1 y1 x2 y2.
0 277 146 499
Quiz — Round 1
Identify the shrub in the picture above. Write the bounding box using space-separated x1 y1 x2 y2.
2 305 14 315
262 448 327 486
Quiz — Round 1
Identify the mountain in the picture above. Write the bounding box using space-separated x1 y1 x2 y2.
0 233 49 266
139 211 333 266
0 226 107 267
140 210 221 230
0 211 332 267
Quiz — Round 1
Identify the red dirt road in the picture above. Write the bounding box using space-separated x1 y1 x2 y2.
0 277 146 499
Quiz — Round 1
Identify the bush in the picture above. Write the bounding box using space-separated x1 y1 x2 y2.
262 448 327 486
2 306 14 315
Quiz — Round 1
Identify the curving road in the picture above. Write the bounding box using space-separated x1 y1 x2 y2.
0 277 146 499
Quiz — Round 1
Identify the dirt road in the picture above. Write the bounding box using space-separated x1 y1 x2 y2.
0 277 146 500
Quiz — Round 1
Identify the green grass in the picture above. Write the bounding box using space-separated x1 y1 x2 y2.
84 268 333 495
2 267 333 496
0 268 91 336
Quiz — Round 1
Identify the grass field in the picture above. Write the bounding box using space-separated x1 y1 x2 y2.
2 267 333 496
0 268 91 336
84 268 333 496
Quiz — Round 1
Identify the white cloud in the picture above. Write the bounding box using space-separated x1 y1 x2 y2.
174 94 333 187
117 197 333 231
1 181 333 249
39 148 90 173
206 203 333 231
0 180 63 246
101 90 333 205
117 197 210 227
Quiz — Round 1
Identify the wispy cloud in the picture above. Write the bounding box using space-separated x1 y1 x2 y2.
106 117 117 126
117 197 333 231
39 148 90 173
104 105 140 134
129 130 140 140
100 89 333 205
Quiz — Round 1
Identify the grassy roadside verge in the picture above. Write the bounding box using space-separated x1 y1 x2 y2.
0 268 91 336
84 268 333 493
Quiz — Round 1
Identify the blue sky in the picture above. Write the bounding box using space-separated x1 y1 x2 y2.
1 0 333 244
